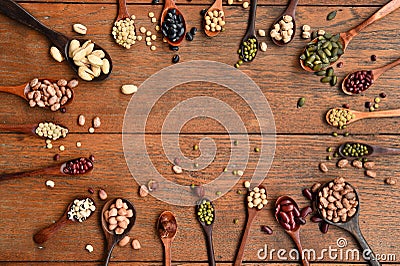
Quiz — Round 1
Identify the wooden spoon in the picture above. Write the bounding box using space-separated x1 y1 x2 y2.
0 157 94 182
0 0 112 81
270 0 299 46
239 0 258 62
102 198 136 266
300 0 400 72
204 0 223 37
0 122 69 139
0 79 74 110
160 0 186 46
158 211 178 266
326 107 400 126
316 182 380 266
234 185 266 266
196 198 216 266
275 196 309 266
33 197 95 244
342 58 400 95
338 142 400 158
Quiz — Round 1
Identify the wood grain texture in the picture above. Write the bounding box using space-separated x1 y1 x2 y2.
0 0 399 265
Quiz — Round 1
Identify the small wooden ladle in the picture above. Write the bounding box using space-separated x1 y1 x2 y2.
326 107 400 127
338 142 400 158
0 0 112 81
0 157 94 182
342 57 400 95
234 185 266 266
270 0 299 46
101 198 136 266
275 196 309 266
116 0 131 21
160 0 186 46
0 122 69 139
239 0 258 62
0 79 74 110
33 197 95 244
316 182 381 266
204 0 223 37
158 211 178 266
300 0 400 72
196 198 216 266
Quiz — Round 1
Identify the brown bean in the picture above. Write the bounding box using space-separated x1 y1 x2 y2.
311 182 321 193
116 199 123 209
319 163 328 173
302 188 312 200
337 159 349 168
365 170 376 178
116 215 125 222
352 160 363 169
118 208 127 216
118 236 130 247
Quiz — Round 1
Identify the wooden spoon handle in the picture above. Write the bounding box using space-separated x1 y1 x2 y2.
0 124 36 135
345 0 400 40
117 0 130 20
163 241 172 266
0 84 27 99
0 0 69 50
373 57 400 78
234 210 257 266
373 145 400 155
286 0 299 18
246 0 258 36
205 230 216 266
289 230 309 266
105 240 117 266
33 215 71 244
357 109 400 120
0 169 42 182
350 227 381 266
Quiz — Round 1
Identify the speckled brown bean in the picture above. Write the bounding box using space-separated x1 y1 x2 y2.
57 79 68 87
118 236 130 247
67 79 79 88
30 78 39 88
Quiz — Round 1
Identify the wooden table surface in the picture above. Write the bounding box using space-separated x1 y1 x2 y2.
0 0 399 265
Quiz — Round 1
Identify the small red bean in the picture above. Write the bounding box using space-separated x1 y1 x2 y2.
281 204 294 213
302 188 312 201
261 225 273 235
311 215 323 223
279 211 290 223
320 222 329 234
292 206 301 218
300 206 313 218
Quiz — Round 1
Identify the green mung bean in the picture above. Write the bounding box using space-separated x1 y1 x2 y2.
327 11 337 21
197 199 215 225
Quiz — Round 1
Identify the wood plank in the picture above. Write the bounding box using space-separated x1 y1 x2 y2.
0 134 398 263
0 4 399 134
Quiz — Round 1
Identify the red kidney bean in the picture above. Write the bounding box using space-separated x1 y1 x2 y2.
280 220 291 230
280 199 292 205
292 206 301 218
311 215 323 223
89 155 95 162
88 187 94 194
53 154 60 161
300 206 313 218
320 222 329 234
295 216 306 225
279 211 290 223
261 225 273 235
281 204 294 213
302 188 312 200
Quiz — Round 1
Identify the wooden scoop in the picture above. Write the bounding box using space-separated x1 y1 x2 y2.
0 79 74 110
160 0 186 46
33 197 95 244
239 0 258 62
270 0 299 46
316 182 381 266
342 57 400 95
196 198 216 266
204 0 223 37
300 0 400 72
158 211 178 266
338 142 400 158
0 157 94 182
0 0 112 81
0 122 69 139
326 108 400 126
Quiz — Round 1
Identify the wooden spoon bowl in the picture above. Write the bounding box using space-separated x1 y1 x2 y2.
101 198 136 266
160 0 186 46
0 122 69 139
204 0 223 37
196 198 216 266
338 142 400 158
239 0 258 63
270 0 299 46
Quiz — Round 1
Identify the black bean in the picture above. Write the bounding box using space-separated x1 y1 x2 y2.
200 9 207 16
371 55 377 61
342 103 350 109
53 154 60 161
190 27 197 35
185 32 193 41
151 0 159 4
60 107 66 113
380 92 387 98
365 101 372 108
169 45 179 51
336 62 343 68
261 225 273 234
172 55 180 63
